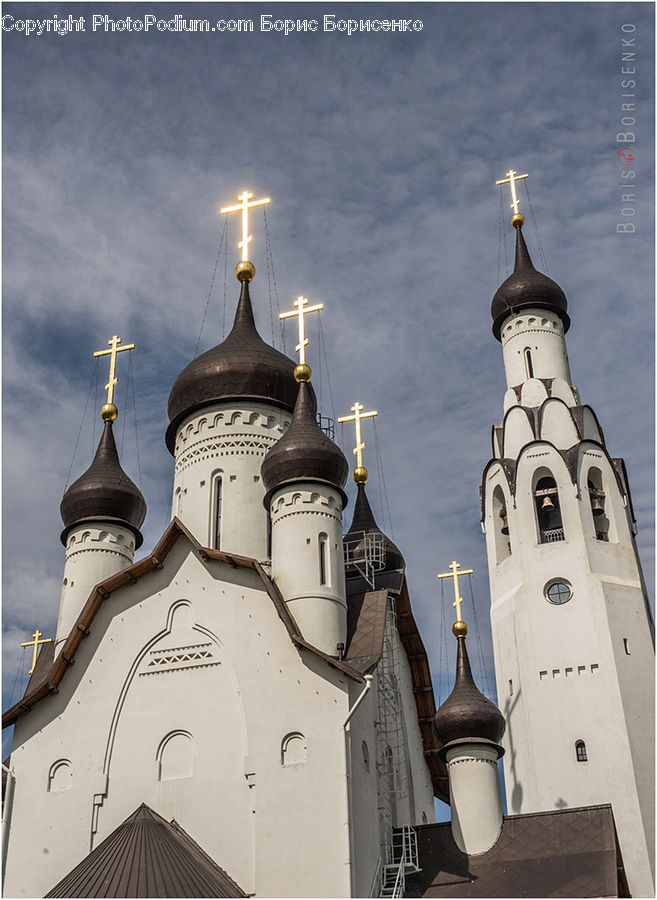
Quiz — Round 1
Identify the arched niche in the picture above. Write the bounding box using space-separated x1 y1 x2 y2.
585 466 613 542
156 730 196 781
520 378 548 408
281 732 307 766
48 759 72 793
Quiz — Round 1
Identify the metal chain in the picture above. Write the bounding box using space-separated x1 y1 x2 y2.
263 208 286 352
524 181 549 274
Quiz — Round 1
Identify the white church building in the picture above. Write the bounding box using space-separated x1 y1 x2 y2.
2 184 653 898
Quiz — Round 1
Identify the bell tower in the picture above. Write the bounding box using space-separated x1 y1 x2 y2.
481 172 654 897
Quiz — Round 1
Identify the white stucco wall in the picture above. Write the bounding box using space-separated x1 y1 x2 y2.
171 401 291 560
5 538 356 899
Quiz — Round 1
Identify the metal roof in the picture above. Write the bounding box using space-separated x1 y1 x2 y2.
406 805 627 898
45 803 247 898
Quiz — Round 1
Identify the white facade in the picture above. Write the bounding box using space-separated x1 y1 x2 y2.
270 481 347 656
483 303 655 897
170 400 291 559
56 521 136 652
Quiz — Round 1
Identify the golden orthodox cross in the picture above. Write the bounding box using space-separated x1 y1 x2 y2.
496 169 529 216
220 191 271 261
20 629 53 676
279 296 324 365
437 560 474 624
93 335 135 406
338 403 378 469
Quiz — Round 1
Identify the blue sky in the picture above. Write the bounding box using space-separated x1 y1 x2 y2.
3 2 654 772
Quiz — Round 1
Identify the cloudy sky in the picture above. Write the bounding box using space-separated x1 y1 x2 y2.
2 2 654 776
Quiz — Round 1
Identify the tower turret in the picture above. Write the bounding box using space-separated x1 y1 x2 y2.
261 300 349 656
166 193 298 558
434 614 505 855
56 336 146 651
482 172 654 896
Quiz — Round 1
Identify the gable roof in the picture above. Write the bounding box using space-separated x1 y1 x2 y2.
406 805 627 898
44 803 247 897
2 518 365 729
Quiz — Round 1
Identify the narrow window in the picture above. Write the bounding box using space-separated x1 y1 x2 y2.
524 347 534 379
623 638 631 655
508 679 513 696
214 477 223 549
575 740 588 762
319 532 328 586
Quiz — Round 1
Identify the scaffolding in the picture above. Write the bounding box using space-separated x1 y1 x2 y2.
343 530 385 589
372 601 419 897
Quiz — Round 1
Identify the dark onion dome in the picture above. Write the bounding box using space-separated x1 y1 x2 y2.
491 225 570 341
60 421 146 547
345 482 405 572
166 280 298 452
434 634 505 751
261 380 349 507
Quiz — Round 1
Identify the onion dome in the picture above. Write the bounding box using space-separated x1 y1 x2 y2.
345 482 405 572
60 421 146 547
491 224 570 341
261 380 349 506
434 632 505 753
166 280 298 452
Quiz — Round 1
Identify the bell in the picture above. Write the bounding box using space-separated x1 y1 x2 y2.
499 507 509 535
591 495 605 516
541 495 555 511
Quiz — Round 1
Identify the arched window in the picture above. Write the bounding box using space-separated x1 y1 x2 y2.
524 347 534 379
318 532 329 586
575 740 588 762
213 476 223 549
587 468 609 541
534 474 564 543
492 486 511 563
362 741 370 772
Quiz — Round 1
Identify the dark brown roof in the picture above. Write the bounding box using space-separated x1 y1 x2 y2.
406 805 626 898
345 589 388 671
166 279 298 452
2 518 365 730
60 420 146 547
45 803 247 897
434 634 505 751
491 225 569 341
261 379 348 504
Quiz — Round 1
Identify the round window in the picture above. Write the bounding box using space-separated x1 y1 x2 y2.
545 580 572 605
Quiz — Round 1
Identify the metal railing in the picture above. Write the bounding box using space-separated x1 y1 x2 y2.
541 527 565 543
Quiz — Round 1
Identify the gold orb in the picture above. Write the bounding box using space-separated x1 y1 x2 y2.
354 466 369 485
294 363 312 383
452 620 468 638
235 260 256 282
101 402 118 422
511 213 525 229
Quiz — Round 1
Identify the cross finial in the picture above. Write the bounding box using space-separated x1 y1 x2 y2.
220 190 271 282
437 560 474 635
20 629 53 676
93 335 135 422
337 402 378 484
496 169 528 227
279 295 324 381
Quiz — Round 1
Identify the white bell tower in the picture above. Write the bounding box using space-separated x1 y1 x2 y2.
481 175 654 897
